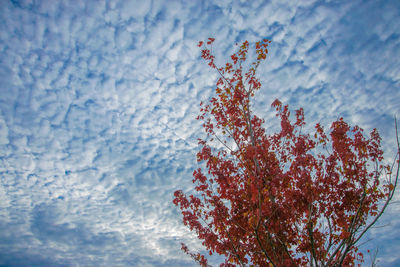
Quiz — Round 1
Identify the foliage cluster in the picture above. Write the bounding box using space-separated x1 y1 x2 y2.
173 38 399 267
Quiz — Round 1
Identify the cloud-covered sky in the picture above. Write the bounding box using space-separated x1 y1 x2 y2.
0 0 399 266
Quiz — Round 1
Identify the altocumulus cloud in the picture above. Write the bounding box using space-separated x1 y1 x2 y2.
0 0 399 266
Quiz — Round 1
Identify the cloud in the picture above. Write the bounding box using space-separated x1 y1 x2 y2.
0 0 399 266
0 112 9 145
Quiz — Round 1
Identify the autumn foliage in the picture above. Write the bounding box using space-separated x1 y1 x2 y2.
173 38 399 267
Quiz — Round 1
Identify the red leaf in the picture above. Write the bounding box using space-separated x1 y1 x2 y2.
207 38 215 45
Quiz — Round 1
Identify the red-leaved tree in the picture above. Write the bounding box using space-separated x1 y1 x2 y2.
173 38 399 267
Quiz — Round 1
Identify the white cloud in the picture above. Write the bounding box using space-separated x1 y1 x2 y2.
0 113 9 145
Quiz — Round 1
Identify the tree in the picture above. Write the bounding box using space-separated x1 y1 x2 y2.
173 38 399 267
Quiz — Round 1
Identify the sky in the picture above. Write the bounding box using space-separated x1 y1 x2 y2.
0 0 399 266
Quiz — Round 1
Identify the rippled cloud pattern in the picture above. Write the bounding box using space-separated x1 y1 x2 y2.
0 0 399 266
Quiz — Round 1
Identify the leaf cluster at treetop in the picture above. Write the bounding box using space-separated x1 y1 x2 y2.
173 38 399 267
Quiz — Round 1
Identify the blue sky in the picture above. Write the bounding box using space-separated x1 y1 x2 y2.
0 0 399 266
